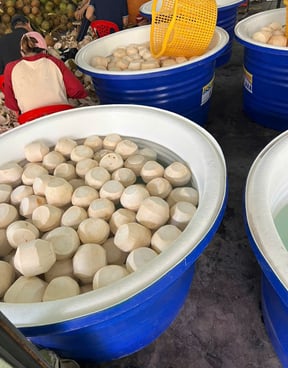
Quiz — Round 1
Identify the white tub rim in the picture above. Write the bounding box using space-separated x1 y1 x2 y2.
140 0 244 14
75 25 229 76
245 130 288 293
0 104 227 327
216 0 244 8
234 7 288 52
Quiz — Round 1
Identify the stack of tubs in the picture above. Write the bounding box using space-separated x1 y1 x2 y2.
244 131 288 367
139 0 245 66
75 25 229 126
235 8 288 131
0 104 228 363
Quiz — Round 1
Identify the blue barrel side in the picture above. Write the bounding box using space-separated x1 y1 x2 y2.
244 198 288 367
83 60 217 125
243 200 288 309
19 192 227 363
261 273 288 368
237 42 288 131
216 2 242 67
21 263 195 363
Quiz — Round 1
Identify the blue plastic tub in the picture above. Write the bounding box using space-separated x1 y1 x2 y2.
75 25 229 126
139 0 244 67
0 105 227 363
235 8 288 131
21 263 196 362
216 0 244 67
244 130 288 367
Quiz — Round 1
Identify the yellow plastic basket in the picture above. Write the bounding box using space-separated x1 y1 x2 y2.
150 0 218 58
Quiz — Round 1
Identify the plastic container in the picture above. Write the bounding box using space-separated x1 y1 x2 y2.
244 131 288 367
139 0 244 66
90 20 119 38
216 0 244 67
0 104 227 363
235 8 288 131
75 25 229 126
150 0 217 58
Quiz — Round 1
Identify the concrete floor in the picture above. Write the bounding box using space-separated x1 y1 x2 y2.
83 2 285 368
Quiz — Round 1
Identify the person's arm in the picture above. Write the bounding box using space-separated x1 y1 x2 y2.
75 0 89 20
3 62 20 114
49 55 88 99
122 15 129 29
85 3 96 21
122 0 129 28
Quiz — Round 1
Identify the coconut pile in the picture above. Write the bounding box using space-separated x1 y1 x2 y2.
0 27 99 134
0 0 78 36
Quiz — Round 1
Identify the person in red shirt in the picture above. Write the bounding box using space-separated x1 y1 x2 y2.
4 31 87 116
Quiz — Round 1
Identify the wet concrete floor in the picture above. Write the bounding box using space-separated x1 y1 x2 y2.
83 2 284 367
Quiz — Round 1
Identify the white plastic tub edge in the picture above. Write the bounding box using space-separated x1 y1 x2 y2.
75 25 229 76
235 8 286 51
140 0 244 14
245 131 288 293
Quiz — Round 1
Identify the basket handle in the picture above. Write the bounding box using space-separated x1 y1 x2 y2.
150 0 179 58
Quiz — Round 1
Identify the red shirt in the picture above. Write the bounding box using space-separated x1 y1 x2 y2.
4 53 88 113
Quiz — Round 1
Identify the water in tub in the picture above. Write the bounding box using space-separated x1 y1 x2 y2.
274 205 288 250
